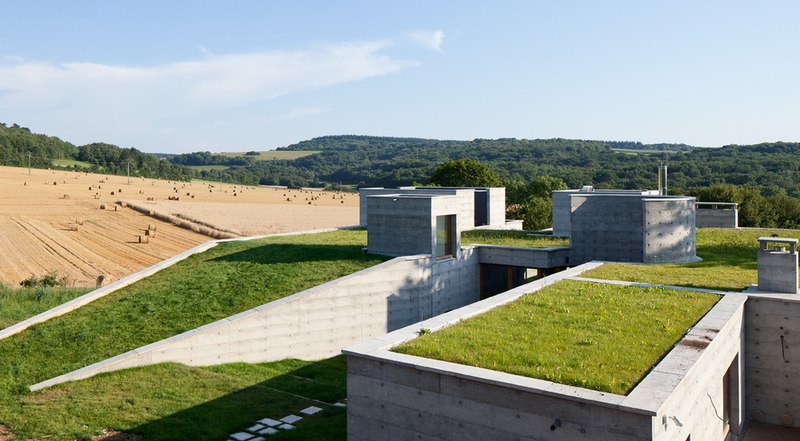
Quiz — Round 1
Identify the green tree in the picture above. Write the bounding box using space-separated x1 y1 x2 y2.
429 158 502 187
506 175 568 230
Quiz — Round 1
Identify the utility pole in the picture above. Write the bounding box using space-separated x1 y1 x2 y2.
27 152 32 175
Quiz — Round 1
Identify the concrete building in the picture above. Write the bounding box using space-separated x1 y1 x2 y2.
359 186 516 230
551 188 660 237
568 193 700 264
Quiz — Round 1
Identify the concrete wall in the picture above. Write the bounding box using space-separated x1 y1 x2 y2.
552 189 659 237
569 194 645 263
31 249 480 391
486 187 506 227
366 195 433 256
360 188 474 231
649 294 745 441
643 198 697 264
358 187 416 226
476 245 570 269
696 202 739 228
745 295 800 429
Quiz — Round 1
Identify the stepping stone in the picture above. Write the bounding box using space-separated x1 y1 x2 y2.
258 418 282 427
278 423 295 430
259 427 279 435
230 433 254 441
300 405 323 415
333 402 347 407
247 424 265 432
280 414 302 424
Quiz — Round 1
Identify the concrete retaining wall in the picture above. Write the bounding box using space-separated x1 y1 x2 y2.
745 295 800 428
31 248 480 391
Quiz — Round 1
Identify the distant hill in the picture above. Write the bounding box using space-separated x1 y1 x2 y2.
187 135 799 198
4 124 799 198
0 123 192 181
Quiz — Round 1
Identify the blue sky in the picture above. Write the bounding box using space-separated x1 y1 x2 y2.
1 1 799 153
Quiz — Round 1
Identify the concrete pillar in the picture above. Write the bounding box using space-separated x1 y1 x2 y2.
757 237 799 294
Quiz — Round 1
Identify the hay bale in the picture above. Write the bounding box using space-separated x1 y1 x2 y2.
69 224 79 231
76 219 84 225
99 203 107 209
96 275 106 289
120 202 128 208
113 206 118 211
110 191 115 195
138 235 149 244
53 181 57 185
145 229 156 237
61 194 70 199
118 189 122 193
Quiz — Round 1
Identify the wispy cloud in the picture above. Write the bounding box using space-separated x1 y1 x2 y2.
407 30 445 52
0 40 418 147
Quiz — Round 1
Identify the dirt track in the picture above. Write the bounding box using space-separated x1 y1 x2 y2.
0 166 358 287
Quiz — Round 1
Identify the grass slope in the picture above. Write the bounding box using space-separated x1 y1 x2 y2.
6 357 347 440
0 286 90 330
0 230 381 405
394 280 719 395
583 228 800 290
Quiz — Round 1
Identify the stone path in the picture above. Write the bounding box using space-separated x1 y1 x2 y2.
229 402 346 440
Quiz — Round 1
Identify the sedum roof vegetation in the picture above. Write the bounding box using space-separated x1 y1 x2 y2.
393 279 719 395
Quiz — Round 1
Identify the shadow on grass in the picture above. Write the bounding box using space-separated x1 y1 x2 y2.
210 243 374 266
125 358 348 441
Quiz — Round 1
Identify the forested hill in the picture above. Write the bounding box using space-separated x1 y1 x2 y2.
0 123 192 180
258 135 796 197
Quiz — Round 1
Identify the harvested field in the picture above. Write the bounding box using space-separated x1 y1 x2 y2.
0 166 359 287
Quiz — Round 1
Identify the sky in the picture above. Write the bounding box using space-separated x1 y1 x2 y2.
1 1 799 153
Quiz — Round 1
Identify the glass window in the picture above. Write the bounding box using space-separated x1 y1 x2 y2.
435 215 455 258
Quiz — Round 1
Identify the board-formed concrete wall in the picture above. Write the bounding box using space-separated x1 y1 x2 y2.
31 248 480 391
569 194 646 263
643 197 697 264
360 188 474 231
696 202 738 228
744 295 800 429
366 193 471 257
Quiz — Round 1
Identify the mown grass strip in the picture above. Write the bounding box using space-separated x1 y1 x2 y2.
0 230 382 393
582 228 800 291
0 285 90 330
461 229 568 248
394 280 719 395
5 357 347 441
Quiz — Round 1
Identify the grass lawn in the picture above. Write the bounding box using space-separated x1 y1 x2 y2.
394 280 719 395
3 357 347 440
0 229 382 436
582 228 800 291
219 150 321 161
461 229 569 248
51 158 93 168
0 285 90 330
187 164 230 171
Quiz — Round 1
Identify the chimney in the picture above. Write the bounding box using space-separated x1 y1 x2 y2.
658 163 668 196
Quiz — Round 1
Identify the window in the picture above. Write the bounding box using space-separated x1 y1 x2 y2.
435 215 455 258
